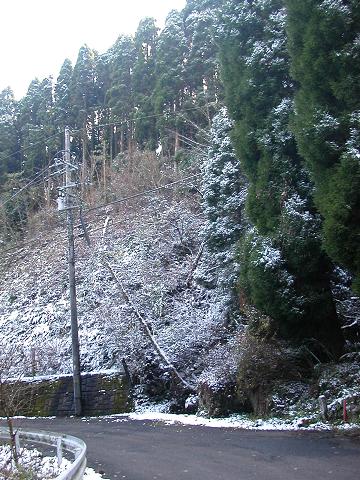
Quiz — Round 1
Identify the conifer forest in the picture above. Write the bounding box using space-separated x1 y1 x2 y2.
0 0 359 423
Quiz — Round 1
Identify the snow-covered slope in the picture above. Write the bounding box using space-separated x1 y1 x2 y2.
0 190 238 392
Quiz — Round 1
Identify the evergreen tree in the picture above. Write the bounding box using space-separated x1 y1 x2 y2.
183 0 221 104
200 107 247 290
106 35 136 154
0 88 20 182
18 77 57 175
179 0 223 151
54 58 74 130
133 18 159 150
154 10 188 157
71 45 98 130
95 54 111 125
286 0 360 294
217 0 343 355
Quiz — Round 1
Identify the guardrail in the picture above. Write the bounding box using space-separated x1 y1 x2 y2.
0 427 87 480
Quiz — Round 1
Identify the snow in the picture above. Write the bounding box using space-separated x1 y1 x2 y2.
255 244 282 271
6 369 121 384
199 107 246 293
84 467 109 480
81 411 359 433
314 110 340 133
319 0 351 16
344 110 360 161
0 186 244 391
0 445 109 480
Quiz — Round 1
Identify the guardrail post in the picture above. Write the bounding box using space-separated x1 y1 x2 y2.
57 437 63 466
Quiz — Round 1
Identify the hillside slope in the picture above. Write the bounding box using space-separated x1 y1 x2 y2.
0 186 239 397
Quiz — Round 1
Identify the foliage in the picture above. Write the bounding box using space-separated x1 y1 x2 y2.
286 0 360 293
0 346 33 467
133 18 159 150
1 0 359 416
236 308 313 415
217 0 343 355
0 174 44 241
54 58 74 130
198 107 247 291
0 3 222 232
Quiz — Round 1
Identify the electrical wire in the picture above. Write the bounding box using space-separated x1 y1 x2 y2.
87 104 215 131
0 166 51 209
0 176 202 258
0 233 63 256
83 174 201 214
0 131 62 168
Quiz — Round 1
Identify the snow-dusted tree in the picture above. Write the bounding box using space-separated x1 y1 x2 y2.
198 107 247 291
106 35 136 154
0 88 19 183
70 45 99 131
18 77 58 176
154 10 188 157
54 58 74 130
133 17 159 150
182 0 223 130
286 0 360 295
217 0 343 355
183 0 220 99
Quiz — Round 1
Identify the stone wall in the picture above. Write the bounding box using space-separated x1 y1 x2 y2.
1 371 132 417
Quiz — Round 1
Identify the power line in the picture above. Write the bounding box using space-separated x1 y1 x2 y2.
0 131 62 167
0 176 202 257
93 105 214 130
0 166 51 209
83 174 201 214
0 229 65 258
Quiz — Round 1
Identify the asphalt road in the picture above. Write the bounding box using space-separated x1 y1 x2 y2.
2 416 360 480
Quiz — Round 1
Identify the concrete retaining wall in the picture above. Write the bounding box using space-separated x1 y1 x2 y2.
0 371 132 417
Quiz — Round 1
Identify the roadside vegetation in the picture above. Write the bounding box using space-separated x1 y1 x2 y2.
0 0 359 427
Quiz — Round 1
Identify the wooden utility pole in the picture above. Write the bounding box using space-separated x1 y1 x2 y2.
64 127 82 416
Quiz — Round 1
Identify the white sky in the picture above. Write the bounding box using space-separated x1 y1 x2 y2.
0 0 186 99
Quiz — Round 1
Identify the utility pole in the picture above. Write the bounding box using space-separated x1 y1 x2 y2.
64 127 82 416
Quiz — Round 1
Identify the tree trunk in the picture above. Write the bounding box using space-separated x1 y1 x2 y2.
102 256 195 392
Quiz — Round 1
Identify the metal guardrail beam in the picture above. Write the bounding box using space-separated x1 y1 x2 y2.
0 427 87 480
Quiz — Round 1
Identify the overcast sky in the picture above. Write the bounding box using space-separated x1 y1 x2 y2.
0 0 186 99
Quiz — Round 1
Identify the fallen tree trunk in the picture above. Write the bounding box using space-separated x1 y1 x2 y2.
101 255 195 392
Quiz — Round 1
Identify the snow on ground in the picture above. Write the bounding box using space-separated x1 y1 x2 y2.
0 191 231 384
0 444 109 479
1 183 359 424
80 408 359 432
84 467 110 480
